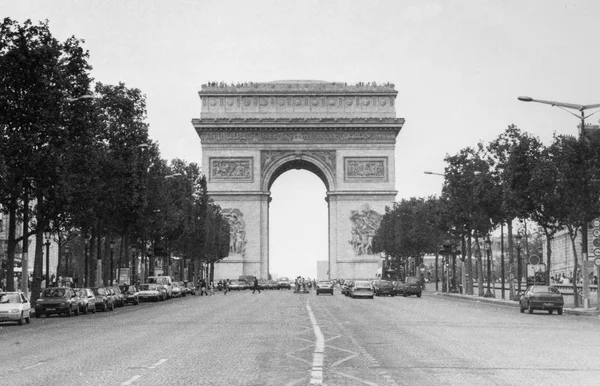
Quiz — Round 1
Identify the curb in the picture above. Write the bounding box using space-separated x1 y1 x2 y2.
432 291 600 318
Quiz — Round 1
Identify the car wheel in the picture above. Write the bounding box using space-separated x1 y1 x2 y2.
25 311 31 324
18 312 24 325
548 309 553 315
557 308 563 315
528 304 533 314
370 296 374 299
316 292 319 296
520 306 524 313
84 306 88 315
403 293 408 297
36 311 40 319
75 306 80 316
417 293 422 298
67 307 72 317
92 305 96 314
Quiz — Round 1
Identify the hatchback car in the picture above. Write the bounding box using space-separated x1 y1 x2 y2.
519 285 564 315
397 276 422 297
139 283 162 302
119 284 140 305
316 281 334 295
110 286 126 307
91 287 115 312
349 281 374 299
277 277 291 290
372 280 395 297
35 287 80 317
0 291 31 325
75 288 97 314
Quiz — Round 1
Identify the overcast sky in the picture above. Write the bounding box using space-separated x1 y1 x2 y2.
5 0 600 278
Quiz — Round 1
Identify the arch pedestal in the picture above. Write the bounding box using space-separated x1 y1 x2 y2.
192 81 404 280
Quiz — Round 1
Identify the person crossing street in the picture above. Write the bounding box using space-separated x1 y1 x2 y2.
252 277 261 294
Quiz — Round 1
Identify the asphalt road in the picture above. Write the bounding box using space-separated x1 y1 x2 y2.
1 289 600 386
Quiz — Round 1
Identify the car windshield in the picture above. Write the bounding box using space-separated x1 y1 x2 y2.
139 284 157 291
354 281 371 287
405 277 419 284
374 280 392 286
42 288 66 297
0 293 20 303
92 288 106 296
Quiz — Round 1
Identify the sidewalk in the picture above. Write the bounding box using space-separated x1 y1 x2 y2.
429 288 600 317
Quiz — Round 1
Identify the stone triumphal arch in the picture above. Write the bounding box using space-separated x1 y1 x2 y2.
192 81 404 280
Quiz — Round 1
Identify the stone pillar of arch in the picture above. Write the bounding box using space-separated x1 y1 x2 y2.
192 80 404 281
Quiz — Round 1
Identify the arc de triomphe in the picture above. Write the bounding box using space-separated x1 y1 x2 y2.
192 81 404 280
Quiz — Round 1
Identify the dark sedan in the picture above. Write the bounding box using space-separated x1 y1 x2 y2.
35 287 80 317
372 280 395 297
396 276 422 298
119 284 140 305
519 285 564 315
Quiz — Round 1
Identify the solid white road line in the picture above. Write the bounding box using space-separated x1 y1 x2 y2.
121 375 142 385
306 302 325 385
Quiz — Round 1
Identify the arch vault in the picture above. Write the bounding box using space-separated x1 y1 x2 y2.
192 81 405 280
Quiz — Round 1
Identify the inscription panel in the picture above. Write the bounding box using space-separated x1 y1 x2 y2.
210 157 253 182
200 130 398 144
344 157 388 182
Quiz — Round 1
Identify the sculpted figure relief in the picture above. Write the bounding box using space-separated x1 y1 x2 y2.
222 208 247 256
211 159 252 179
349 204 382 255
346 159 386 178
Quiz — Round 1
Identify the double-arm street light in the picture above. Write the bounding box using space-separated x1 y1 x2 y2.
519 96 600 309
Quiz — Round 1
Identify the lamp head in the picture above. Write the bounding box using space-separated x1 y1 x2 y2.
518 96 533 102
515 233 522 247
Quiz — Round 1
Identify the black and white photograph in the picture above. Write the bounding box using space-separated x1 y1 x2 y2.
1 1 600 385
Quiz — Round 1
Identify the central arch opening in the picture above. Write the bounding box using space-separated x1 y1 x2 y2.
269 169 328 280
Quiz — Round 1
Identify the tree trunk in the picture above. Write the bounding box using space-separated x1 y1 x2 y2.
6 203 17 291
466 231 473 295
568 227 579 307
507 221 515 299
474 235 484 296
544 230 553 285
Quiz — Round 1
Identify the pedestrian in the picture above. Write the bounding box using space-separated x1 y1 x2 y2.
252 277 261 294
209 281 215 295
223 279 229 295
200 279 208 296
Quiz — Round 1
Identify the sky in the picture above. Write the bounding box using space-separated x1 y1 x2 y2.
4 0 600 279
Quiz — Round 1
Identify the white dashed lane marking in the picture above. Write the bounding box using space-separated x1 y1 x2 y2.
306 302 325 385
121 358 168 385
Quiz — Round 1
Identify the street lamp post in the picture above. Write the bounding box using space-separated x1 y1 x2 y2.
515 233 523 295
44 229 51 287
518 96 600 309
84 235 90 287
501 223 505 300
484 236 494 298
109 240 115 285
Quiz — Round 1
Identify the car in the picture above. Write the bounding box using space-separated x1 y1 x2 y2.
228 280 245 291
110 286 126 307
171 282 183 298
0 291 31 325
138 283 162 302
315 281 334 295
146 276 173 299
372 280 395 297
519 285 564 315
157 284 168 301
397 276 422 297
184 281 196 295
91 287 115 312
277 277 291 290
119 284 140 305
348 280 374 299
75 288 97 314
35 287 80 317
342 280 354 296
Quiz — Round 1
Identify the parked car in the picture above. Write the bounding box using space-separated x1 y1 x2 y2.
228 280 245 291
110 286 125 307
138 284 162 302
35 287 80 317
372 280 395 297
157 285 168 301
146 276 173 299
342 280 354 296
75 288 97 314
171 282 183 298
91 287 115 312
277 277 291 290
119 285 140 305
396 276 422 297
184 281 196 295
316 281 334 295
0 291 31 325
519 285 564 315
349 281 374 299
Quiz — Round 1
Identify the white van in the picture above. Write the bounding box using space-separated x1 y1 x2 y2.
146 276 173 299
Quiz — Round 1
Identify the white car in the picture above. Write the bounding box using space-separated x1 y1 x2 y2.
138 284 162 302
0 291 32 325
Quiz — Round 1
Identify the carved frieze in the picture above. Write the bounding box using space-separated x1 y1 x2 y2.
200 130 398 144
209 157 253 182
349 204 382 255
344 157 388 182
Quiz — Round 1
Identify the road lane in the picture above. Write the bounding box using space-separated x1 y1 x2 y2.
2 288 600 385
